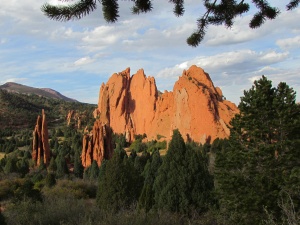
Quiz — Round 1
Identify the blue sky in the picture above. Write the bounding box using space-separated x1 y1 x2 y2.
1 0 299 104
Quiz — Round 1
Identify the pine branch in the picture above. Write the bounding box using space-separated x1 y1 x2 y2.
187 0 249 47
42 0 97 21
101 0 119 23
169 0 185 16
132 0 153 15
287 0 300 10
250 0 279 28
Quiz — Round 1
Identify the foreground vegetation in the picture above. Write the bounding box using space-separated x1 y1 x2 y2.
0 76 299 225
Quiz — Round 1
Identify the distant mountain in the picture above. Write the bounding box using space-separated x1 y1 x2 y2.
0 87 96 129
0 82 77 102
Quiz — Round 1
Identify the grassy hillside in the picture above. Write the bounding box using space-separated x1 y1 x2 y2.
0 89 96 129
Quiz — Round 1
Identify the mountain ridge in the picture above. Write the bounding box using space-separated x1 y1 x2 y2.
0 82 77 102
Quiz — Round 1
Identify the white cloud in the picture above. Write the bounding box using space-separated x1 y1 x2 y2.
74 56 95 66
204 8 300 46
4 77 28 84
248 76 262 83
157 49 289 81
276 35 300 50
0 38 7 44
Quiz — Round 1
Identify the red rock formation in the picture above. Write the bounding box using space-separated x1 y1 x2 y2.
32 109 50 167
66 110 82 129
95 65 239 144
81 120 114 168
66 110 74 126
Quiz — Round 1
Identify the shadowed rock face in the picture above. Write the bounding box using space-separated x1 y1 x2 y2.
81 120 114 168
32 109 50 167
95 65 239 143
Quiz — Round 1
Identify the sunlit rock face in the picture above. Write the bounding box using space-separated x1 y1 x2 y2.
94 65 239 144
32 109 50 167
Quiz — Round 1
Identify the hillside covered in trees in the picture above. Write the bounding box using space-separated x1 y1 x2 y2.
0 89 96 129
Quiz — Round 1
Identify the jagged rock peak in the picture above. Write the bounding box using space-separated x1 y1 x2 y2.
94 65 239 144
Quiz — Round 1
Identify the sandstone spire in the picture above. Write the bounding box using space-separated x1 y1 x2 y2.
32 109 50 167
81 120 113 168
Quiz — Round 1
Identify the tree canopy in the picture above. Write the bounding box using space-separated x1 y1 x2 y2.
42 0 299 46
214 76 300 224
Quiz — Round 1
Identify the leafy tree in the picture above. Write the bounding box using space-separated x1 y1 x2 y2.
214 76 300 224
97 149 142 212
14 179 42 202
130 138 147 153
154 129 214 214
42 0 299 46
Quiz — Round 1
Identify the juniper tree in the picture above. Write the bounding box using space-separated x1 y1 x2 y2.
55 153 69 178
73 151 84 178
96 149 142 212
138 149 162 212
154 129 213 214
42 0 299 46
214 76 300 224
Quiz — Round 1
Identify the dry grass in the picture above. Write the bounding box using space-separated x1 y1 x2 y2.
159 149 167 156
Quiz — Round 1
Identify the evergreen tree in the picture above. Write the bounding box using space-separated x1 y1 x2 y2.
97 149 142 212
214 76 300 224
45 172 56 187
16 158 29 177
154 129 213 214
134 150 150 174
55 153 69 178
38 159 46 171
89 160 99 180
4 156 17 174
138 149 162 212
48 157 57 173
73 151 84 178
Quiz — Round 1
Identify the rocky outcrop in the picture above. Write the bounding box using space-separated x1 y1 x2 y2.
66 110 82 129
95 65 239 144
32 109 50 167
81 120 114 168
